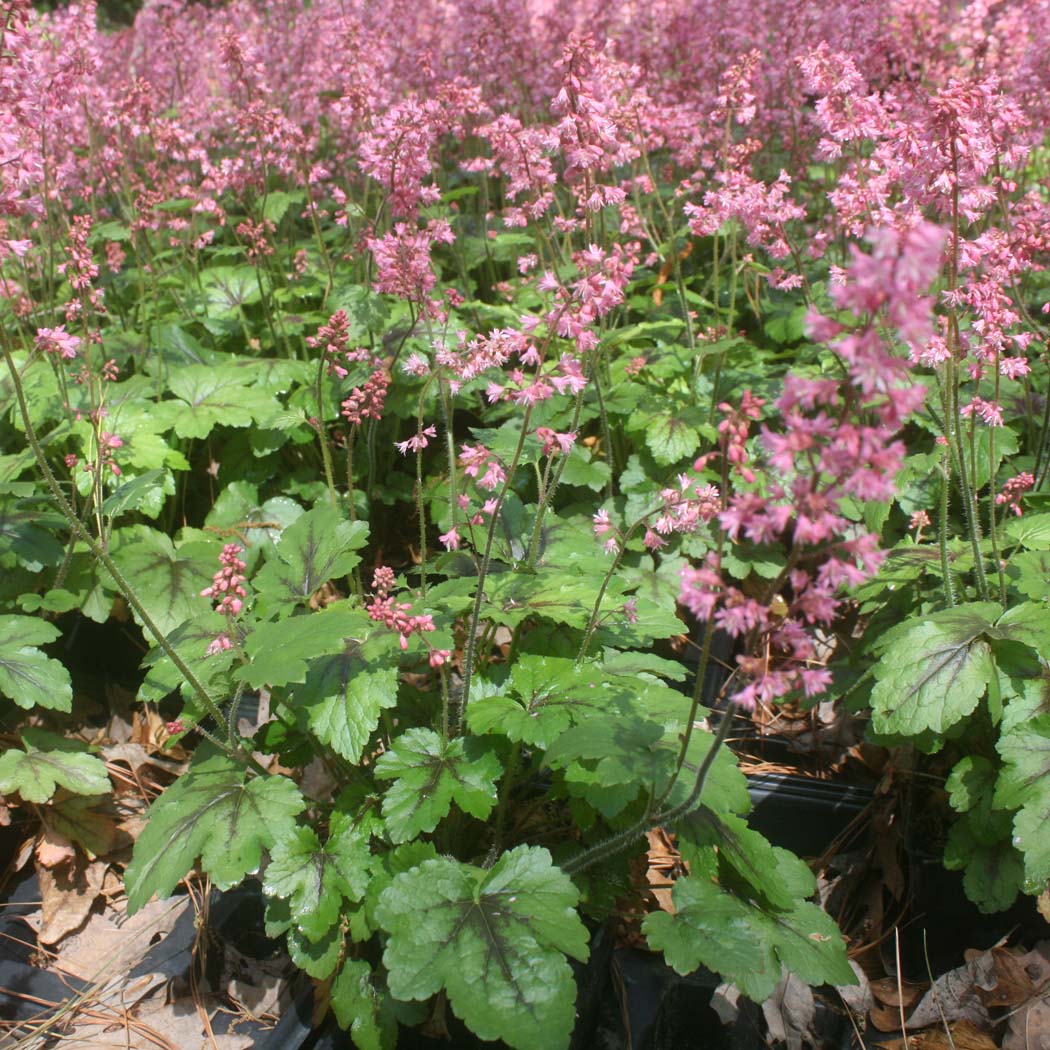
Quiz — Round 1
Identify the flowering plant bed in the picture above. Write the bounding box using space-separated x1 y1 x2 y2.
2 1 1050 1048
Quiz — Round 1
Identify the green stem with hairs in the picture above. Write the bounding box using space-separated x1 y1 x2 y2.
564 705 735 876
454 405 535 735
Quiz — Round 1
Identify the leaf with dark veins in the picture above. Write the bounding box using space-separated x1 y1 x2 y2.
375 846 589 1050
0 615 72 711
374 729 501 843
0 736 109 804
293 635 399 763
112 530 219 635
994 713 1050 884
870 603 1000 737
262 816 371 940
253 506 368 614
124 749 305 912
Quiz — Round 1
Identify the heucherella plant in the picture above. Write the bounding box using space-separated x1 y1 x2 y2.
4 0 1050 1046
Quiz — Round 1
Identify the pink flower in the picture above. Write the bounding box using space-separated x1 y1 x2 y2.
395 425 438 455
206 633 232 656
35 326 80 359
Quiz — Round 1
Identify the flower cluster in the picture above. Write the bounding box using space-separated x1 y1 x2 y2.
341 367 390 426
996 473 1035 517
679 223 944 711
201 544 249 616
366 567 448 665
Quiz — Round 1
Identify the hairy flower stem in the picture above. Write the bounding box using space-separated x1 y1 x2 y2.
454 405 535 735
576 540 630 663
577 494 709 661
314 351 339 507
1 341 238 759
988 359 1007 603
939 459 957 607
564 705 735 876
660 564 723 805
440 379 459 543
524 388 586 569
414 386 431 598
483 741 522 867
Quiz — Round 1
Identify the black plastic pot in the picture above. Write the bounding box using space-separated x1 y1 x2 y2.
746 770 872 858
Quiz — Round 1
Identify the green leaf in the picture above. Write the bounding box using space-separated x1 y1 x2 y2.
946 756 1000 819
375 846 589 1050
0 615 72 711
374 729 502 843
164 364 281 440
545 719 672 817
262 190 304 225
294 640 399 764
263 819 371 940
0 496 64 572
113 530 219 634
763 304 808 345
1006 550 1050 600
644 856 854 1002
468 657 612 748
943 813 1022 913
205 482 303 560
482 568 609 630
254 506 367 613
558 447 611 491
992 601 1050 654
288 925 342 979
600 649 688 682
645 415 700 467
239 605 369 689
994 714 1050 885
870 603 1000 737
125 750 306 912
101 469 168 519
677 809 807 911
0 737 109 804
644 875 779 999
330 959 397 1050
138 612 234 704
1005 513 1050 550
328 285 389 338
199 265 262 314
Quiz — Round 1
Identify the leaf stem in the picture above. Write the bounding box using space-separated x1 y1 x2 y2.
563 704 735 876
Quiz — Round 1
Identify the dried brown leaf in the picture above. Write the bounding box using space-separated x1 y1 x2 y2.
876 1019 997 1050
1003 995 1050 1050
904 951 995 1030
36 826 76 868
763 971 816 1050
870 976 926 1009
53 896 189 981
14 832 36 871
870 1003 906 1032
976 946 1037 1008
38 859 108 945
